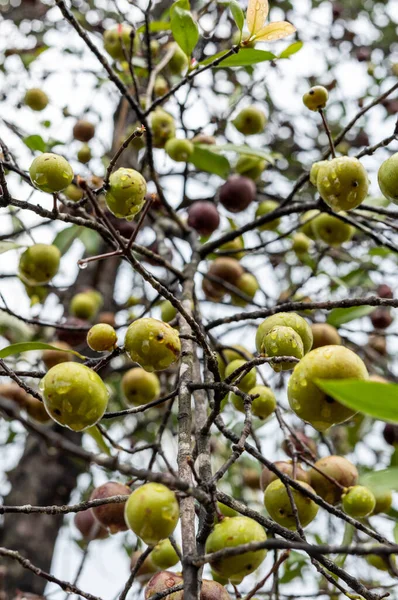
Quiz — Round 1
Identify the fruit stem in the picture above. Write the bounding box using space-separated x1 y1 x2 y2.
126 194 153 253
319 109 336 158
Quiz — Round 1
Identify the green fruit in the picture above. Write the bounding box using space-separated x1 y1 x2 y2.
69 293 99 320
87 324 117 352
40 363 109 431
309 456 358 505
262 326 304 372
292 232 311 256
104 25 132 60
315 157 369 211
256 312 313 356
217 345 252 377
105 168 147 220
168 44 188 74
232 106 266 136
264 479 319 529
19 243 60 285
86 289 104 310
302 86 329 111
30 153 73 193
260 461 311 491
24 283 49 306
24 88 49 111
255 200 280 231
225 359 256 392
205 516 267 583
124 483 179 545
64 184 83 202
154 76 168 97
236 155 266 180
217 502 238 518
218 235 245 260
288 346 368 431
300 210 319 239
151 539 180 569
124 318 181 372
151 109 176 149
121 367 160 406
311 323 341 348
378 153 398 204
232 385 276 419
371 490 393 515
77 144 91 164
165 138 194 162
231 273 259 307
309 161 328 186
312 212 355 246
160 300 177 323
342 485 376 517
366 553 396 572
211 570 229 586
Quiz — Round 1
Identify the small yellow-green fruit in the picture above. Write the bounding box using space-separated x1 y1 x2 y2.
24 283 49 306
154 76 169 97
151 109 176 149
342 485 376 518
42 341 72 370
255 200 281 231
300 210 319 239
218 502 238 518
302 86 329 111
121 368 160 406
264 480 319 529
168 44 188 74
256 312 313 356
316 157 369 211
309 161 328 186
19 243 60 286
292 232 311 257
378 153 398 204
87 324 117 352
103 25 132 60
311 323 341 348
218 235 245 260
77 144 91 164
371 490 393 515
366 552 396 572
151 539 180 570
30 153 73 193
64 184 83 202
225 359 256 392
40 363 109 431
69 293 99 321
24 88 49 111
309 456 358 505
160 300 177 323
231 273 259 307
124 318 181 372
232 106 266 136
288 346 368 431
262 326 304 372
236 155 266 180
165 138 193 162
105 168 147 220
217 345 252 377
232 385 276 419
312 212 355 246
211 570 229 586
205 516 267 583
124 483 179 545
73 120 95 143
260 461 311 492
85 289 104 311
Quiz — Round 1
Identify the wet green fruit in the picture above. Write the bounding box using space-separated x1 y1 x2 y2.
309 162 328 187
300 210 319 239
205 516 267 583
255 200 280 231
309 456 358 505
70 293 99 321
124 483 179 545
225 359 256 392
160 300 177 323
342 485 376 517
302 86 329 111
311 323 341 348
168 44 188 74
64 184 83 202
73 120 95 142
288 346 368 431
24 88 49 111
256 312 313 356
105 168 147 220
42 342 72 370
312 212 355 246
292 232 311 257
232 106 266 136
260 461 310 491
235 155 266 180
151 539 180 569
264 479 319 529
87 323 117 352
378 153 398 204
262 326 305 372
151 109 176 149
232 385 276 419
165 138 193 162
40 363 109 431
371 490 393 515
125 318 181 372
19 243 60 286
90 481 131 533
315 157 369 211
104 25 132 60
231 273 259 307
217 345 252 378
30 153 73 193
121 367 160 406
77 144 91 164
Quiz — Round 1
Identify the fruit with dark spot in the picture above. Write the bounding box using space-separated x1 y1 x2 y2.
30 153 73 193
232 106 266 136
312 212 355 246
378 153 398 204
122 367 160 406
342 485 376 517
74 509 108 541
19 244 61 286
256 312 313 356
188 201 220 236
73 120 95 142
24 88 48 111
383 423 398 445
105 167 147 220
90 481 131 533
255 200 280 231
103 26 132 60
370 308 393 329
302 86 329 111
309 456 358 504
264 480 319 529
315 157 369 212
311 323 341 348
219 175 256 213
165 138 193 162
42 341 73 370
260 461 310 492
151 539 180 569
87 323 117 352
125 318 181 372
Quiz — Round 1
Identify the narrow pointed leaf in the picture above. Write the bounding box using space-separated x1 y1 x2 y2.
189 146 230 178
247 0 269 35
86 426 112 456
327 305 374 327
0 241 25 255
229 0 244 33
0 342 85 361
254 21 296 42
279 40 303 58
214 48 276 67
360 468 398 493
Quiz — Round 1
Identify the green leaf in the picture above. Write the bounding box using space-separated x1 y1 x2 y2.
228 0 244 33
23 135 46 153
214 144 275 164
279 41 303 59
136 21 171 33
326 305 375 327
211 48 276 67
0 342 85 361
315 379 398 423
0 241 25 255
53 225 82 255
170 0 199 57
369 247 392 258
360 468 398 494
189 146 230 178
85 426 111 456
79 229 101 255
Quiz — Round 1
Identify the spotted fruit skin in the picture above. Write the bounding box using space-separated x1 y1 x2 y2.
40 363 109 431
124 483 179 545
87 323 117 352
145 571 183 600
312 212 355 246
224 359 256 392
151 539 180 569
262 326 304 372
19 243 61 286
231 385 276 419
90 481 131 533
121 367 160 406
260 461 310 492
103 26 132 60
264 479 318 529
378 153 398 204
315 157 369 211
29 153 73 193
309 456 358 505
302 86 329 111
232 107 266 136
105 168 147 220
255 200 280 231
309 161 328 186
256 312 313 356
124 318 181 372
288 345 368 431
342 485 376 517
205 516 267 583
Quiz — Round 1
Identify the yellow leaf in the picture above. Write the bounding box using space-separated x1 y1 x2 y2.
254 21 296 42
247 0 269 36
